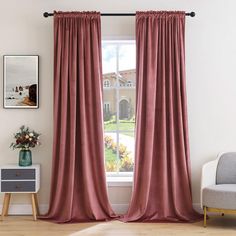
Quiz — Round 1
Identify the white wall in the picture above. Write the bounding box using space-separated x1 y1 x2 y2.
1 0 236 213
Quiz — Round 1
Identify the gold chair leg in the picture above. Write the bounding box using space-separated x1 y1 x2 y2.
204 206 207 227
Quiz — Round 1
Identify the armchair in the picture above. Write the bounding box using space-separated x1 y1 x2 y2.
201 152 236 227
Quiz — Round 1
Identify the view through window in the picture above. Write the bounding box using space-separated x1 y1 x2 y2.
102 40 136 174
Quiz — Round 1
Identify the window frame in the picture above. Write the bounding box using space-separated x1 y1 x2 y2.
102 39 136 180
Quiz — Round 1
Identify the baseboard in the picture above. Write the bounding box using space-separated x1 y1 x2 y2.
0 204 129 215
111 204 129 214
0 203 202 215
0 204 49 215
113 203 204 215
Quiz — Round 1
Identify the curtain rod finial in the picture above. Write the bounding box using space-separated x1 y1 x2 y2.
43 12 49 18
190 12 195 17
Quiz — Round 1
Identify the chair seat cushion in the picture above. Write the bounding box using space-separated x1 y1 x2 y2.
203 184 236 210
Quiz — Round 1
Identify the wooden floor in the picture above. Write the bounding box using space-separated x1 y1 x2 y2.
0 215 236 236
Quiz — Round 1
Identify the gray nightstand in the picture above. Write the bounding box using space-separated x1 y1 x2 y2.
0 164 40 221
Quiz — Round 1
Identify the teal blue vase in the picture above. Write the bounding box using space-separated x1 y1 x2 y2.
19 149 32 166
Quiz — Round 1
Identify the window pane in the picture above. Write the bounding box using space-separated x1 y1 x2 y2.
104 133 134 172
102 44 117 74
104 134 119 172
118 44 136 131
118 44 136 71
103 85 117 129
118 134 134 172
118 70 136 131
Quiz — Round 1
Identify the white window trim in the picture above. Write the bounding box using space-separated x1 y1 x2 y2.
106 176 133 187
102 39 135 44
106 172 133 186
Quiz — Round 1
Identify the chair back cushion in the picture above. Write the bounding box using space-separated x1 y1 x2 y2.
216 152 236 184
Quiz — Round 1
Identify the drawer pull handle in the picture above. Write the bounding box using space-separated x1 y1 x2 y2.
15 172 21 177
15 185 21 189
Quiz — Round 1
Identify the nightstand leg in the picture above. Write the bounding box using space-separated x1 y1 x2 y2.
5 193 11 216
31 194 37 221
33 193 40 216
1 193 11 220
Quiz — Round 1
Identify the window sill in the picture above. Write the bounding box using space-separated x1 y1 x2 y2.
106 176 133 187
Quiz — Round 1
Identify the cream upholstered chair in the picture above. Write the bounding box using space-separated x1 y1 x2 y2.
201 152 236 227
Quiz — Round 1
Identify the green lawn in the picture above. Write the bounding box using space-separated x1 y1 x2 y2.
104 122 135 132
105 147 117 162
122 132 135 137
104 121 135 137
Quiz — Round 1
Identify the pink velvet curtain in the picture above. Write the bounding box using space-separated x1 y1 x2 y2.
123 11 202 222
41 11 116 223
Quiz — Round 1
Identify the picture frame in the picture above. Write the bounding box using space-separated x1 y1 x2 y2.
3 55 39 109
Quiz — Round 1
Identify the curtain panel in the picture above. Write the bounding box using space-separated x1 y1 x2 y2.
123 11 202 222
40 11 116 223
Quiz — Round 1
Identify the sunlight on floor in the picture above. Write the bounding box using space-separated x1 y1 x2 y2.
69 216 236 236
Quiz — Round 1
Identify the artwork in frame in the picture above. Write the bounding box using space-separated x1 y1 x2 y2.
3 55 39 109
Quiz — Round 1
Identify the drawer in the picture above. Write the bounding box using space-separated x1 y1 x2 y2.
1 169 35 180
1 181 35 192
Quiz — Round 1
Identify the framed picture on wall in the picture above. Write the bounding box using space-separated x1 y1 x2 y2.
3 55 39 109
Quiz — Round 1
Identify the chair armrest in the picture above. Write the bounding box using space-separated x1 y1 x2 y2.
200 159 218 208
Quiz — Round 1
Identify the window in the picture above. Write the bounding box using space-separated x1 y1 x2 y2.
102 40 136 176
103 79 110 88
127 80 132 87
104 102 110 113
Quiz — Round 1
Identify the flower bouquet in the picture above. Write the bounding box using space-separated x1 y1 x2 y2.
10 126 40 166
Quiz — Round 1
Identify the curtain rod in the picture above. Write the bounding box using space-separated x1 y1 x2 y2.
43 12 196 18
